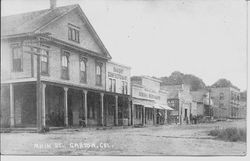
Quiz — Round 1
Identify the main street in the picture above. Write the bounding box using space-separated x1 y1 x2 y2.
1 120 246 156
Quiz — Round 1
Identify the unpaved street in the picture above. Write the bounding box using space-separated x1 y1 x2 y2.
1 120 246 156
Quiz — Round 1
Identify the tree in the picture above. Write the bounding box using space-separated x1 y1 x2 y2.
160 71 206 91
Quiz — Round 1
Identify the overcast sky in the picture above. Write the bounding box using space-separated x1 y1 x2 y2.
1 0 248 91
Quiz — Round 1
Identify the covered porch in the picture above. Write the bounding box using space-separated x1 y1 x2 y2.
0 81 131 131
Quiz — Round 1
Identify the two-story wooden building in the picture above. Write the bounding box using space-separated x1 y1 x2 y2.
1 1 130 131
131 76 173 126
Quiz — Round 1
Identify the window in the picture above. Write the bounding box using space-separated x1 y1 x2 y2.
122 81 128 94
68 26 80 43
219 103 224 108
80 57 87 83
109 78 116 92
237 95 240 101
219 92 224 100
41 46 49 75
96 63 102 86
12 47 22 72
61 51 69 79
231 92 233 100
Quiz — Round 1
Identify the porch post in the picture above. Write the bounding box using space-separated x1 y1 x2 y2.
41 83 46 127
10 84 15 128
131 103 135 126
153 107 155 125
100 93 104 126
128 97 131 126
83 90 88 127
142 106 145 126
64 87 68 127
153 107 157 125
115 95 118 126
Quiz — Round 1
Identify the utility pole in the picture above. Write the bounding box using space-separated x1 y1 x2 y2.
36 53 42 132
23 38 51 132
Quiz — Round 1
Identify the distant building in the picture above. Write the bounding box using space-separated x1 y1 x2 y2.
191 89 214 117
238 92 247 119
210 86 240 119
131 76 172 126
162 84 192 124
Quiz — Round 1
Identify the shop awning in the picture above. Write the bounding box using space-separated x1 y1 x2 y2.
154 104 174 110
153 105 164 109
133 99 154 108
160 105 174 110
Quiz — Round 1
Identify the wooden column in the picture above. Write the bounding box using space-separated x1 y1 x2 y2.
115 95 118 126
83 90 88 127
41 83 46 127
142 106 145 126
10 84 15 128
64 87 68 127
153 107 157 125
131 103 135 126
153 107 156 125
128 98 131 126
100 93 104 126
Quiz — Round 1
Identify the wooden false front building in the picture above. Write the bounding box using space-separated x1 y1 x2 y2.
130 76 173 126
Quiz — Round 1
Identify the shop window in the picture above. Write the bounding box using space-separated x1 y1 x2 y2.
136 106 141 119
12 46 23 72
68 25 80 43
96 62 102 86
88 106 95 119
61 51 69 80
138 107 141 119
41 46 49 75
80 57 87 83
108 105 114 116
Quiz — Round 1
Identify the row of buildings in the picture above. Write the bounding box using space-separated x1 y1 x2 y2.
0 1 246 131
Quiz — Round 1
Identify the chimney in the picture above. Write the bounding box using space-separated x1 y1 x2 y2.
50 0 56 9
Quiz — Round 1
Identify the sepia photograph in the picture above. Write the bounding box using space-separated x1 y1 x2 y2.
0 0 248 157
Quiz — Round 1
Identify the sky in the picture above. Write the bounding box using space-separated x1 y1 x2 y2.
1 0 248 91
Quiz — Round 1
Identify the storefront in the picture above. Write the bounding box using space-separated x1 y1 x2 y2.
131 76 173 126
105 61 131 126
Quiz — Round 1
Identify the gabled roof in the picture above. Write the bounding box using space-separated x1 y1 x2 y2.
1 5 77 36
1 4 111 59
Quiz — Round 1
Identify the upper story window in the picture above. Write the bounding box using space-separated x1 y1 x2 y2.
109 78 116 92
80 57 87 83
96 62 102 86
68 24 80 43
236 95 240 101
41 46 49 75
12 46 23 72
61 51 69 80
219 92 224 100
122 81 128 94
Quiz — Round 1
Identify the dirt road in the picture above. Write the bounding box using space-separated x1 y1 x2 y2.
0 120 246 156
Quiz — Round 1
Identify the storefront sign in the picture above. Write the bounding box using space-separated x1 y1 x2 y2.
133 86 161 101
108 67 127 80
